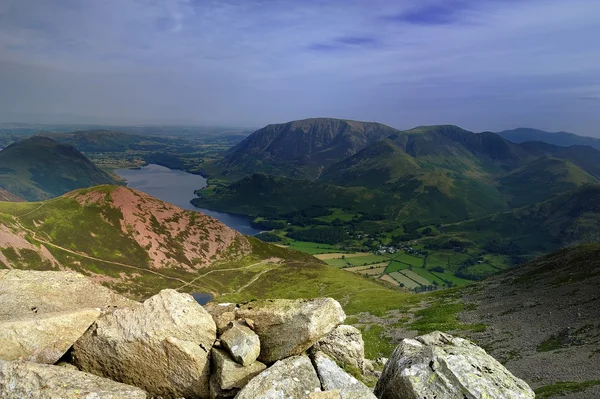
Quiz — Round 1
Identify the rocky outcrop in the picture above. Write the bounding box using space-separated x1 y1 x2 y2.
236 298 346 363
0 270 133 364
235 355 321 399
73 289 216 399
311 324 371 374
220 320 260 366
0 271 536 399
0 360 147 399
312 351 376 399
374 331 535 399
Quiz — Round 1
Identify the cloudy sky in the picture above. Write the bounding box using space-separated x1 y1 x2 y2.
0 0 599 134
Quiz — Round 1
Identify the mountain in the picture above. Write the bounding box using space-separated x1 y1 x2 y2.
0 136 117 201
455 243 600 396
218 118 401 179
39 129 186 152
0 188 23 202
443 184 600 254
498 127 600 150
198 125 600 225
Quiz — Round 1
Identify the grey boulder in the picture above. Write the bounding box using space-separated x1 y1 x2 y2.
311 324 369 374
236 298 346 363
73 289 216 399
374 331 535 399
221 321 261 366
235 355 321 399
312 351 376 399
0 359 147 399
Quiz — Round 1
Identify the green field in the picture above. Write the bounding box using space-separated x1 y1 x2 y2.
385 261 410 273
324 258 351 268
393 253 424 267
345 254 390 266
282 241 341 254
389 271 420 289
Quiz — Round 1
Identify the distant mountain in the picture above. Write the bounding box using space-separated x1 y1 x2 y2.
0 136 117 201
218 118 401 179
38 130 185 152
498 127 600 150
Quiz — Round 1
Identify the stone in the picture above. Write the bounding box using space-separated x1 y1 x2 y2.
308 391 343 399
211 348 266 390
0 270 134 318
0 308 100 364
73 289 216 399
236 298 346 363
374 331 535 399
235 355 321 399
220 321 260 366
0 270 134 364
312 351 376 399
0 359 147 399
204 302 238 335
311 324 368 373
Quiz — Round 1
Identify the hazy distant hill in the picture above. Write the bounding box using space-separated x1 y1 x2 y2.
219 118 401 179
498 127 600 150
39 129 185 152
0 136 117 201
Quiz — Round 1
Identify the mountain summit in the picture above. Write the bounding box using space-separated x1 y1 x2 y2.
220 118 401 179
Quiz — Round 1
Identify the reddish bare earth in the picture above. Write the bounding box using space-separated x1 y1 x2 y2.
70 186 251 270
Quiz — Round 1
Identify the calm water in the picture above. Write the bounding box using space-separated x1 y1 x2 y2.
191 292 213 305
114 164 260 235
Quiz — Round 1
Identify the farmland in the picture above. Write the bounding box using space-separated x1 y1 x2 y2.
309 247 484 293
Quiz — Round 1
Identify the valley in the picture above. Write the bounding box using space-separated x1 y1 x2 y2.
0 121 599 397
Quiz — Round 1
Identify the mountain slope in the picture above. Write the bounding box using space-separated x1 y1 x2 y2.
0 136 117 201
457 243 600 395
443 184 600 253
499 127 600 150
0 188 23 202
219 118 401 179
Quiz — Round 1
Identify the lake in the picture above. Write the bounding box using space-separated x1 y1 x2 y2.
114 164 260 235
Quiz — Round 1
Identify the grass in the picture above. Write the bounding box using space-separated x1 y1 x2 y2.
393 253 424 267
535 380 600 399
345 254 390 266
358 324 397 359
409 290 486 334
385 261 410 273
283 240 341 254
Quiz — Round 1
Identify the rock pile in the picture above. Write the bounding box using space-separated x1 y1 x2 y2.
0 270 535 399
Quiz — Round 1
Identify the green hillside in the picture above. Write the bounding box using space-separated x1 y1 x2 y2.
0 136 117 201
442 184 600 254
498 127 600 150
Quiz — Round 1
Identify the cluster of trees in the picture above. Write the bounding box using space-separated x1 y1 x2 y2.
483 240 524 255
255 232 282 242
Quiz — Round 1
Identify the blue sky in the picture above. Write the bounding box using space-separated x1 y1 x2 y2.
0 0 599 134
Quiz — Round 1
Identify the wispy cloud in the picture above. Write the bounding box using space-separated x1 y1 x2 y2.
0 0 599 134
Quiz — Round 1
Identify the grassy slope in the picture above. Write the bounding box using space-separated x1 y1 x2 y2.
0 136 117 201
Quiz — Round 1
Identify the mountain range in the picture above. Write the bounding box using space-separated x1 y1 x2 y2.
198 121 600 226
498 127 600 150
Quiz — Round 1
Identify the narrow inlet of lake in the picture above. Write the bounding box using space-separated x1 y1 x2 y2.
114 164 260 236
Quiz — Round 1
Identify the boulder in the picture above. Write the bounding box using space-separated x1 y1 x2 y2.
0 270 134 317
235 355 321 399
309 391 342 399
220 321 260 366
204 302 238 335
311 324 368 373
236 298 346 363
312 351 376 399
0 308 100 364
374 331 535 399
0 359 147 399
73 289 217 399
0 270 134 364
212 348 266 390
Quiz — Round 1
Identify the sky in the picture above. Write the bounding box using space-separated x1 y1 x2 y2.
0 0 599 134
